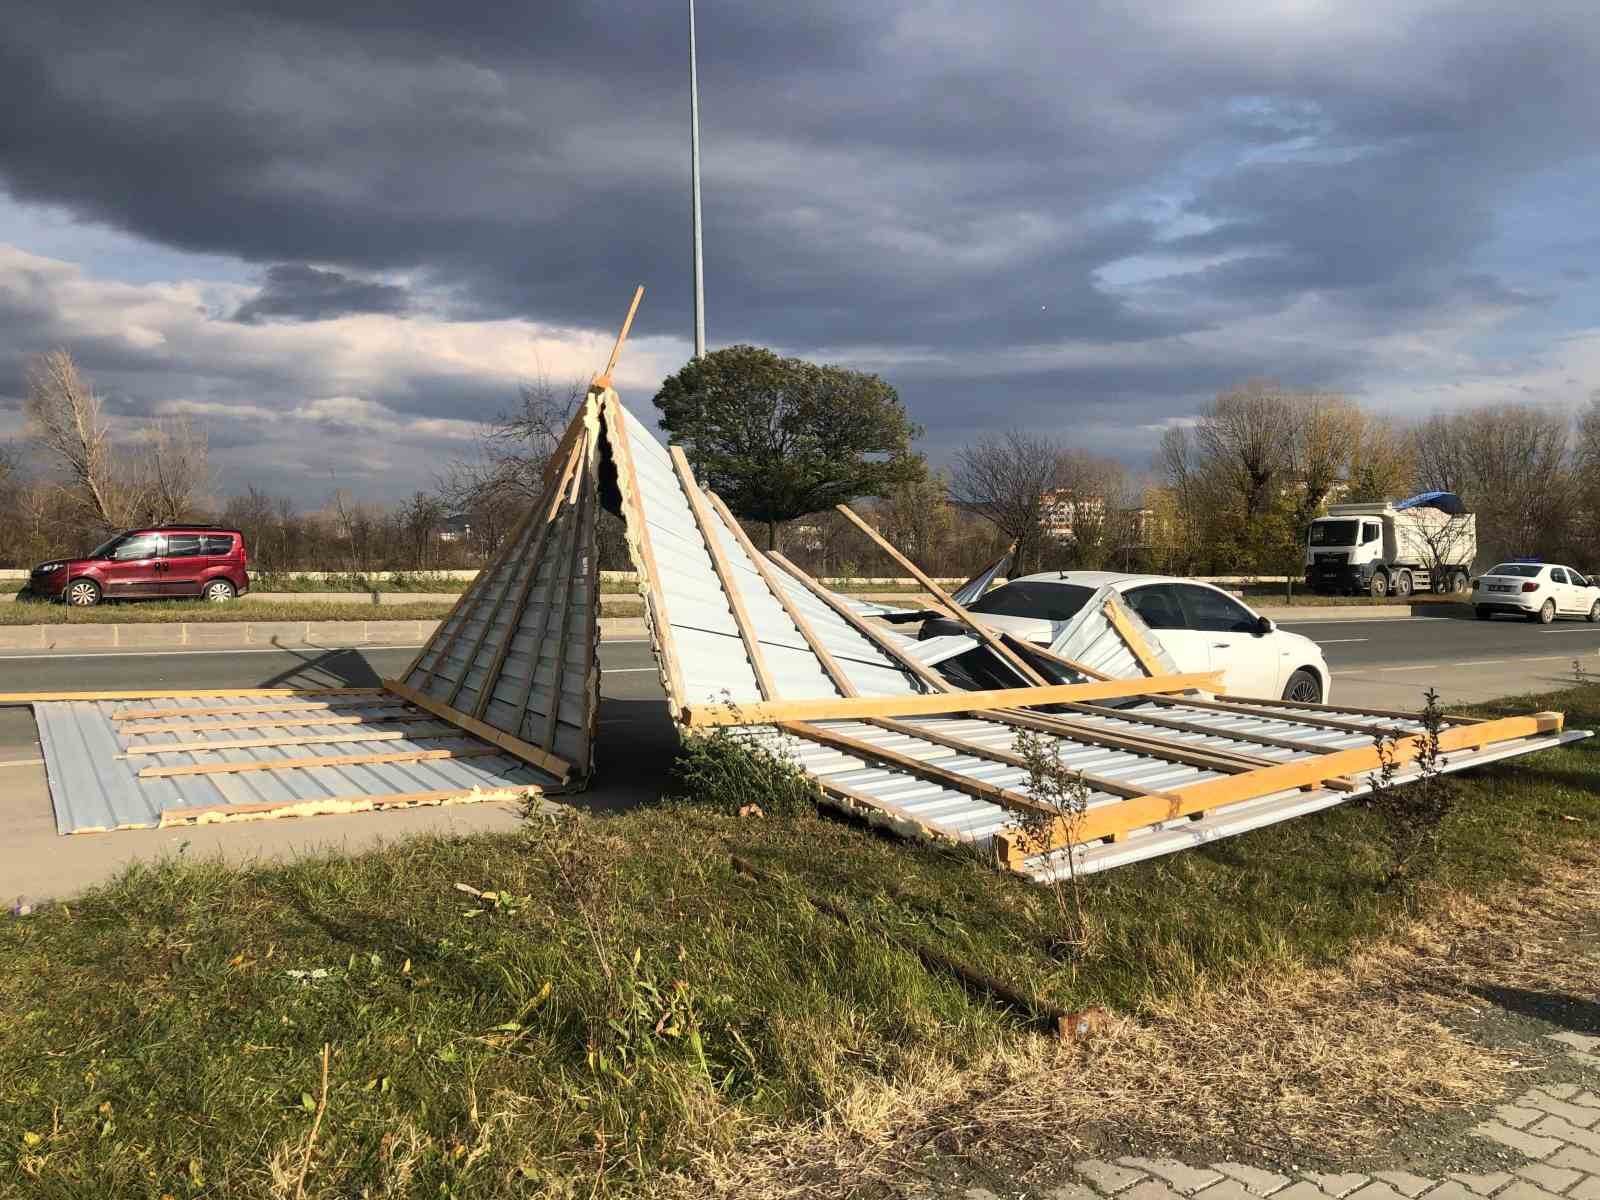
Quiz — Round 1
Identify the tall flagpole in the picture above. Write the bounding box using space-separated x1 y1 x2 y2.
689 0 706 358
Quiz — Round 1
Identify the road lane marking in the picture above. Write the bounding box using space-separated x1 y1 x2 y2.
0 758 44 769
1539 627 1600 634
1454 659 1508 666
1377 665 1436 672
601 667 658 674
0 636 656 662
1313 637 1369 644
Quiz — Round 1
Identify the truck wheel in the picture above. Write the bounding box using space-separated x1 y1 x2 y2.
1281 669 1322 704
1394 570 1412 598
1535 599 1556 625
1368 572 1388 599
1475 606 1492 621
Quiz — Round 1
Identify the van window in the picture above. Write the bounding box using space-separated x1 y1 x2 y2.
201 534 236 556
166 535 205 558
110 533 162 562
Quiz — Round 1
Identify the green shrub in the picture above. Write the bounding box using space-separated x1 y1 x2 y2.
667 728 820 818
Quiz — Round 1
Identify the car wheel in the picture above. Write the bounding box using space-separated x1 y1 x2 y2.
1281 668 1322 704
1394 570 1412 598
1589 600 1600 624
66 578 101 607
1475 606 1492 621
204 579 237 603
1369 572 1388 599
1535 599 1556 625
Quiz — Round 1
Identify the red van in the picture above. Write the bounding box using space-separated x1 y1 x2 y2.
28 525 250 607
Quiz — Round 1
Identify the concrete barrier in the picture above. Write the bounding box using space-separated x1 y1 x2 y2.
0 616 650 652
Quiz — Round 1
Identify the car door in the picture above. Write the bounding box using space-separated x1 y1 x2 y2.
162 534 206 596
1172 584 1282 697
100 533 166 597
1121 584 1214 676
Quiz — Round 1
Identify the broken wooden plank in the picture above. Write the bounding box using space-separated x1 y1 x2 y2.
156 784 542 828
3 688 382 704
111 697 411 722
1099 597 1164 677
123 729 457 755
589 285 644 390
681 671 1224 728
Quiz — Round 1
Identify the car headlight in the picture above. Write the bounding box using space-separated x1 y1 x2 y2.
35 562 63 573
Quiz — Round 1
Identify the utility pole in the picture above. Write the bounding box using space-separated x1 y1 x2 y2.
689 0 706 358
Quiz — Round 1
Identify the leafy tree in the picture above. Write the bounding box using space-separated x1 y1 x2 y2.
653 346 923 549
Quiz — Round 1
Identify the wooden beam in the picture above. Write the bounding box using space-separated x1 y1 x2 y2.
993 711 1566 866
781 720 1066 819
705 490 857 697
979 709 1275 774
466 431 586 717
124 729 456 755
138 744 503 779
603 392 689 711
119 713 438 736
591 285 644 389
1050 700 1341 758
3 688 382 704
156 785 542 828
669 446 778 699
999 633 1109 681
866 716 1188 802
682 671 1223 728
834 503 1049 686
1099 597 1164 676
111 697 410 722
1147 694 1410 738
1220 692 1483 726
383 679 572 781
767 551 952 693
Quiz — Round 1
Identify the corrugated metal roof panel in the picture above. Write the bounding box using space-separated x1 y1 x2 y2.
38 695 564 835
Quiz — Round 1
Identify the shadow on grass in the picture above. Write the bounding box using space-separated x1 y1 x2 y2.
1471 984 1600 1036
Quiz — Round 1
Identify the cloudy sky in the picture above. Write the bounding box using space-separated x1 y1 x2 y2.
2 0 1597 503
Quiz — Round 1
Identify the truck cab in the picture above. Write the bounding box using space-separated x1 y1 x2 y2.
1306 515 1386 594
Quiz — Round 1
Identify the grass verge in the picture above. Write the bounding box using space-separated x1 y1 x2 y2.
0 686 1594 1198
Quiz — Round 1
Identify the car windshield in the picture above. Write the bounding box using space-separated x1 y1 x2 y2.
1486 564 1543 578
1308 520 1359 546
87 533 128 559
966 581 1095 622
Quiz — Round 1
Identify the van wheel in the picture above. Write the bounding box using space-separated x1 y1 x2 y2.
67 579 101 607
1282 669 1323 704
204 580 236 603
1394 570 1412 598
1368 573 1388 598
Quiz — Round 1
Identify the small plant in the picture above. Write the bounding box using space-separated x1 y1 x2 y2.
1574 658 1591 687
1366 686 1456 889
667 727 820 819
1011 728 1095 954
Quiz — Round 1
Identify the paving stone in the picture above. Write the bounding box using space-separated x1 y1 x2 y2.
1527 1094 1600 1130
1213 1164 1291 1195
1446 1173 1514 1195
1346 1182 1407 1200
1530 1117 1600 1155
1426 1184 1494 1200
1119 1158 1223 1194
1549 1034 1600 1055
1120 1183 1184 1200
1541 1087 1584 1102
1474 1121 1566 1158
1493 1183 1568 1200
1193 1182 1263 1200
1047 1185 1105 1200
1307 1175 1372 1198
1515 1164 1582 1193
1547 1146 1600 1176
1567 1178 1600 1200
1079 1161 1151 1195
1269 1185 1334 1200
1500 1107 1552 1129
1373 1172 1435 1197
1573 1093 1600 1111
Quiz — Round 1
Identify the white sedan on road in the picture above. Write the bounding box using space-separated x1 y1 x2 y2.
1473 561 1600 623
920 571 1334 703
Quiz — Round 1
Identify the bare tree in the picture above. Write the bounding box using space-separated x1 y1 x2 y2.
138 415 210 525
1194 381 1296 524
398 491 447 571
24 349 137 530
949 429 1062 574
1346 414 1416 503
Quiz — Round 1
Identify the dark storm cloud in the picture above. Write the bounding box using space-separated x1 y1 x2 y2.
233 264 410 324
2 0 1600 481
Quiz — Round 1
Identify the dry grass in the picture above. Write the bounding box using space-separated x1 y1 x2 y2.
694 846 1600 1198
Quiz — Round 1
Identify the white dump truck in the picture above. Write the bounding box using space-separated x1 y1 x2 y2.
1304 492 1477 598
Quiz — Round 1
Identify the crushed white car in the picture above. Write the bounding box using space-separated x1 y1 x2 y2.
921 571 1333 702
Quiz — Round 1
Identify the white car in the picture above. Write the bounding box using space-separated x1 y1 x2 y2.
1472 561 1600 623
921 571 1333 703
